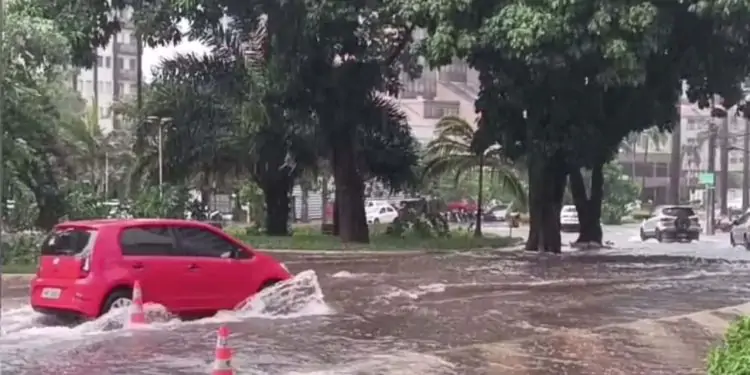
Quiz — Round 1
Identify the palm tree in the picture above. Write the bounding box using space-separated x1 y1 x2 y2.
422 115 526 237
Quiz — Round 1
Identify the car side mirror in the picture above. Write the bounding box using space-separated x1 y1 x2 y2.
732 220 740 226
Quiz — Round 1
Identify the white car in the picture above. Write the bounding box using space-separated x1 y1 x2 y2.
488 204 512 221
366 204 399 224
560 205 579 232
639 205 701 242
730 210 750 249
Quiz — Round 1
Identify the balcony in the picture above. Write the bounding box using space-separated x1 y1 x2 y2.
117 42 138 55
438 60 468 82
400 71 437 99
423 100 460 119
116 69 138 82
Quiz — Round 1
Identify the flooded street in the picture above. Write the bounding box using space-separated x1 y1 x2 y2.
3 224 750 374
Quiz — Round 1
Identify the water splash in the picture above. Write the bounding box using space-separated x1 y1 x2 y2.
231 270 332 319
1 269 331 344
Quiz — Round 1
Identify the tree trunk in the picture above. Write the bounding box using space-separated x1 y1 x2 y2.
569 163 604 245
321 175 329 223
525 153 567 253
263 185 290 236
301 185 309 223
473 156 484 237
332 138 369 243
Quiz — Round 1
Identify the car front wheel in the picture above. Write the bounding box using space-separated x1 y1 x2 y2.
639 228 648 241
655 229 663 242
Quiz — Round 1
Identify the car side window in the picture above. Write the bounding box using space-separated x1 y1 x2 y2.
120 227 175 256
175 227 245 258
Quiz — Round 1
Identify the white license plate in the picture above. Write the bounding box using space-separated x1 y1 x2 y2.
41 288 61 300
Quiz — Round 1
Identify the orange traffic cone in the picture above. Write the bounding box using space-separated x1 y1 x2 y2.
212 325 234 375
128 280 146 325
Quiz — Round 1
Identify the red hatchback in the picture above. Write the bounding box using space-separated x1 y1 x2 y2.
31 219 292 320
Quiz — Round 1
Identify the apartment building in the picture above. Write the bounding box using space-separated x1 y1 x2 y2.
75 9 141 134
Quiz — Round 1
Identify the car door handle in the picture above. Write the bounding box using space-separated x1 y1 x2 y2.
187 263 199 271
132 262 144 270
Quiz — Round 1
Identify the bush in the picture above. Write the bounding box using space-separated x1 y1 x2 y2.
2 231 45 266
707 316 750 374
631 210 651 221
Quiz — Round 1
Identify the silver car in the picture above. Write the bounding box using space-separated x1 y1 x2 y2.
639 205 701 242
730 210 750 249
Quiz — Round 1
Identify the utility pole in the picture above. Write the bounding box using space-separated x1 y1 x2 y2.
669 102 682 204
706 95 719 235
720 105 730 216
743 114 749 211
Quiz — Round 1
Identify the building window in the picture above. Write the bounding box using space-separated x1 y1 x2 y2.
118 57 124 70
97 55 103 67
105 56 112 68
119 82 126 94
128 58 136 70
654 163 669 177
130 83 137 93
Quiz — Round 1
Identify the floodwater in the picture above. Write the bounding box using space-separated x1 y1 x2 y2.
2 224 750 374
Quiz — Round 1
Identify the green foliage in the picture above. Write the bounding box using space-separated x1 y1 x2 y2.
1 231 44 266
601 163 641 225
237 181 265 227
130 185 189 218
63 183 111 220
708 316 750 375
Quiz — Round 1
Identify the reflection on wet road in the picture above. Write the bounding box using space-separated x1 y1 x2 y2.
2 225 750 374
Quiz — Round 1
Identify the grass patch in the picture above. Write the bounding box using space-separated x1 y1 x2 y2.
237 231 520 251
2 263 37 274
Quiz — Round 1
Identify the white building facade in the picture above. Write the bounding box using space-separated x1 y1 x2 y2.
75 10 141 134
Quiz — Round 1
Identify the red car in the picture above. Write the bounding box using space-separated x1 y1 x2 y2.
31 218 291 320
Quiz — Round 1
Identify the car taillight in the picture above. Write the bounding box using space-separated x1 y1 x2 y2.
79 256 91 278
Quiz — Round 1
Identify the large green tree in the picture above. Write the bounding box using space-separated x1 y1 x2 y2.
404 0 750 252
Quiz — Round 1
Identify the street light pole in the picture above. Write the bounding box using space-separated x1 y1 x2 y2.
158 122 163 197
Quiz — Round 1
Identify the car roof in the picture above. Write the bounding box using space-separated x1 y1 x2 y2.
56 218 217 230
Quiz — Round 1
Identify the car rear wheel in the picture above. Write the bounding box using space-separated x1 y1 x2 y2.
731 233 736 247
101 289 132 315
744 234 750 251
639 228 648 241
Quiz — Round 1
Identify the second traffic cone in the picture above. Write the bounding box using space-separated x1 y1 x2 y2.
212 325 234 375
128 280 146 325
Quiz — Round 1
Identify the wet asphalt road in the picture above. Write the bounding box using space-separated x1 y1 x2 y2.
2 224 750 374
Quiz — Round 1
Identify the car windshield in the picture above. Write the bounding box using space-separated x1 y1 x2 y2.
41 228 97 256
495 204 508 210
661 207 695 217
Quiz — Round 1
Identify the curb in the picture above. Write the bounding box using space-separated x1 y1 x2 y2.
438 303 750 373
259 249 427 255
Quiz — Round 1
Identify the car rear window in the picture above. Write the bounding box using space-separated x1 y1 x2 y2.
662 207 695 216
41 229 96 256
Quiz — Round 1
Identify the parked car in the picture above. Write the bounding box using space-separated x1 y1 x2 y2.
560 205 579 232
366 204 399 224
487 204 512 222
30 219 291 321
730 210 750 249
639 205 701 242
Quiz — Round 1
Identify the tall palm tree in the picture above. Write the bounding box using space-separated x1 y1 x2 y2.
422 115 526 237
